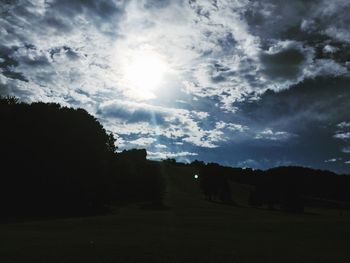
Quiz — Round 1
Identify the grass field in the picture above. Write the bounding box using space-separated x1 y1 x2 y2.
1 164 349 263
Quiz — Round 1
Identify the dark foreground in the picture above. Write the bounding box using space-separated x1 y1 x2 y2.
1 166 349 263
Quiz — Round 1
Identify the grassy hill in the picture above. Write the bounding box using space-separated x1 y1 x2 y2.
1 163 349 263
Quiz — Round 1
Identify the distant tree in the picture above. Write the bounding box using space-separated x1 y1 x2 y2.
191 160 205 168
199 163 233 204
164 158 176 164
199 166 215 201
110 149 165 207
248 168 304 213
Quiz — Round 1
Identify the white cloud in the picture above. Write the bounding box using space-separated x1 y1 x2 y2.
342 147 350 153
147 150 198 160
155 144 167 149
304 59 348 78
337 121 350 129
97 99 225 148
129 137 156 147
255 128 294 141
237 159 260 169
334 132 350 140
323 45 339 54
325 158 338 163
226 123 249 132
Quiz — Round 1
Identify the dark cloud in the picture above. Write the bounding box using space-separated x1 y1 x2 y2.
43 16 73 33
239 77 350 128
244 0 350 43
49 46 80 61
0 0 126 39
48 0 125 34
260 47 306 80
208 61 236 83
1 71 28 82
228 76 350 172
244 0 314 41
0 45 19 68
97 101 168 125
143 0 172 9
244 0 350 81
0 45 28 82
216 33 237 53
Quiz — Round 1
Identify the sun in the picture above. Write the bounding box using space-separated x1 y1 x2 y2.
122 50 167 99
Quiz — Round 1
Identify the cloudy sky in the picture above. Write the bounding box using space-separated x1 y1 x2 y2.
1 0 350 173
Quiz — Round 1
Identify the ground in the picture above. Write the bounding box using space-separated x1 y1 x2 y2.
1 164 349 263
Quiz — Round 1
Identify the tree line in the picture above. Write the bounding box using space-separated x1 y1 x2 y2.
0 97 164 218
1 96 349 217
189 160 350 213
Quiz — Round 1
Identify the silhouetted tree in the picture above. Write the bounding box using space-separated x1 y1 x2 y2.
199 163 233 204
247 168 305 213
0 97 116 216
0 97 168 217
110 149 165 207
164 158 176 164
190 160 205 168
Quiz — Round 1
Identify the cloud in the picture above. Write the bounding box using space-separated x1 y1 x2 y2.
255 128 294 141
44 0 126 36
97 99 172 124
154 144 167 149
98 99 254 150
215 121 249 133
2 0 349 110
147 150 198 160
337 122 350 129
245 0 350 43
237 159 260 169
325 158 339 163
335 121 350 140
1 0 350 172
97 99 225 148
334 133 350 140
235 157 294 170
323 45 339 54
260 41 307 81
342 147 350 154
128 137 156 147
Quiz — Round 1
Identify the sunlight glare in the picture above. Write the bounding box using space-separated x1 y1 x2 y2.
123 50 167 99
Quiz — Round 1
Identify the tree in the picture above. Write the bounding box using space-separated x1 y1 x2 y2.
0 97 116 216
199 163 233 203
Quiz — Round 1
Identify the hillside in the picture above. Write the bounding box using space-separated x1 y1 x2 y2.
1 163 349 263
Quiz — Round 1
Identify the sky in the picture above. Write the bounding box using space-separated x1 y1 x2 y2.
1 0 350 173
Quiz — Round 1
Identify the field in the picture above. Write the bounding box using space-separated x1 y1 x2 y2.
1 164 349 263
